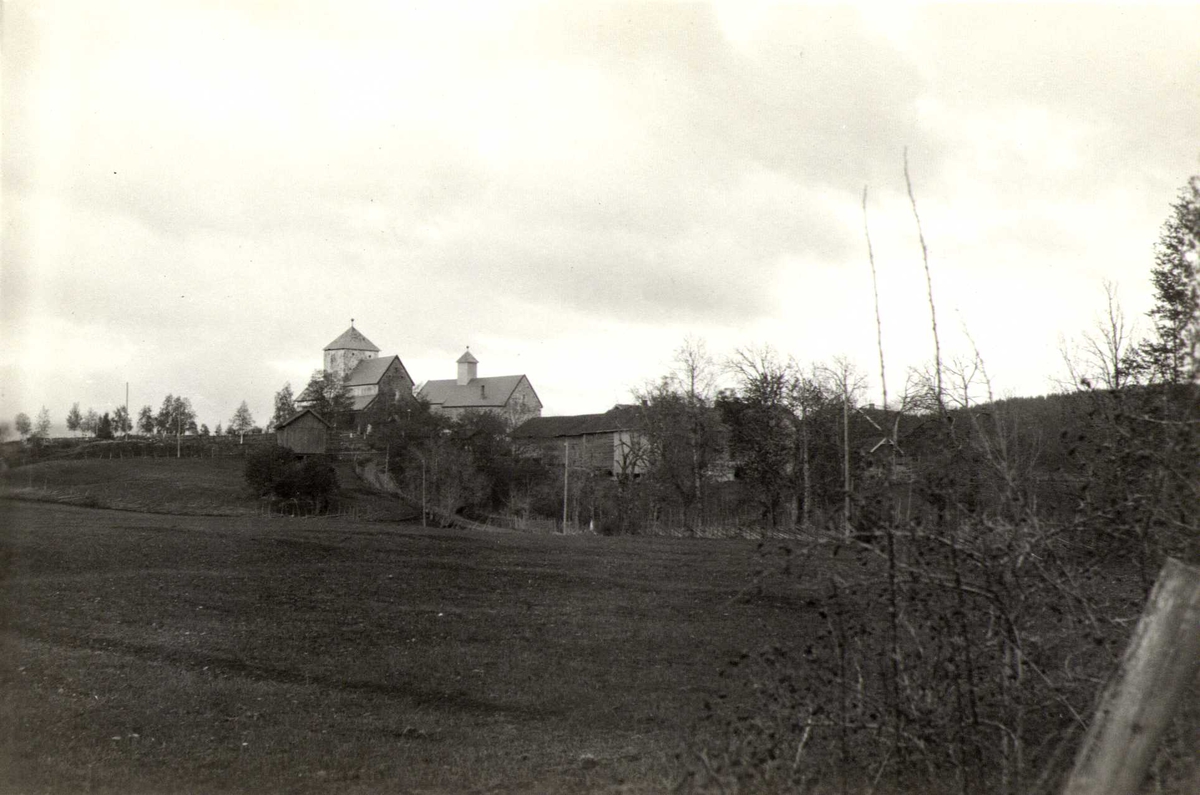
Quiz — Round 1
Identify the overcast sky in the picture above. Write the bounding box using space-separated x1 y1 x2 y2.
3 2 1199 432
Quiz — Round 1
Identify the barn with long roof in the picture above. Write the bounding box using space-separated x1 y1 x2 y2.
416 348 542 427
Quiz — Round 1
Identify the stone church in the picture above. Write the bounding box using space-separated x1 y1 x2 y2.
322 324 416 416
320 323 542 428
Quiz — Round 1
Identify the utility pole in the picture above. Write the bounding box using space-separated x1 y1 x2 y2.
842 372 851 539
421 455 427 528
177 404 182 459
562 439 569 532
125 382 129 440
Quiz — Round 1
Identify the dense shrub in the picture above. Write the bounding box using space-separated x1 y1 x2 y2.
280 458 339 510
244 445 339 511
244 445 295 495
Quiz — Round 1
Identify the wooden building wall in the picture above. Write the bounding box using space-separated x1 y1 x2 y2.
278 414 328 455
518 432 627 475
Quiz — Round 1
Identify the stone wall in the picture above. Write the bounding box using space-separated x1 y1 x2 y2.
324 349 376 383
377 365 416 405
502 378 542 427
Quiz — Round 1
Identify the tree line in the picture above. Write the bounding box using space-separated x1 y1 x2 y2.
8 396 263 446
673 173 1199 795
241 176 1197 546
6 355 382 449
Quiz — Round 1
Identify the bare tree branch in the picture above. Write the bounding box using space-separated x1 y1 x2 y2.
904 148 944 414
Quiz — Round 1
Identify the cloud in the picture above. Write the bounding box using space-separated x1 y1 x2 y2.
3 1 1198 426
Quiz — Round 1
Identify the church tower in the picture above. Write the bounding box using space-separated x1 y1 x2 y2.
323 321 380 382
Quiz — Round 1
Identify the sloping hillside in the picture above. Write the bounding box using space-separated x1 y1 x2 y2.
0 457 415 520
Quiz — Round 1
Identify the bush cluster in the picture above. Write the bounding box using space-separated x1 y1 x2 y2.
244 445 338 510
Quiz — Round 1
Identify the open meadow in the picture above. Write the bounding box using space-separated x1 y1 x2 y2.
0 498 823 794
0 457 262 515
1 455 1191 794
0 456 415 521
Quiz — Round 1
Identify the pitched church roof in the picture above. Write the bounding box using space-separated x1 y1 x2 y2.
418 375 533 409
324 325 380 352
345 355 408 387
457 349 478 364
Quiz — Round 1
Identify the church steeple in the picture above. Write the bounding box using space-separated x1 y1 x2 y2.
324 321 380 382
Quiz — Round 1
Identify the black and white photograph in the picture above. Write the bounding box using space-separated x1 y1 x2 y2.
2 2 1198 793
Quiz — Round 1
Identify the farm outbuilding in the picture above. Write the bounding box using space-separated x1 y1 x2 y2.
276 409 331 455
512 405 646 478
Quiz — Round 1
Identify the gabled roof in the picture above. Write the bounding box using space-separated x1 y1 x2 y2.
349 394 378 412
512 405 643 439
276 408 332 429
324 326 380 352
418 375 535 409
345 355 409 387
457 349 478 364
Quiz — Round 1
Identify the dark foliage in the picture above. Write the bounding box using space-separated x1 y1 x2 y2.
271 383 296 429
244 444 339 511
244 444 295 495
1137 177 1199 385
154 395 195 437
96 412 114 440
368 403 549 523
718 389 794 526
296 372 354 431
679 173 1199 793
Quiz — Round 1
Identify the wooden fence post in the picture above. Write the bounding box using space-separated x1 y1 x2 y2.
1062 557 1200 795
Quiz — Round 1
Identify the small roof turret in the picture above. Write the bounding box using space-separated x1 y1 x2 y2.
457 348 478 364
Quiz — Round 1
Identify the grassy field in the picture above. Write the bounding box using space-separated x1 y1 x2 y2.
0 498 822 794
0 458 260 514
2 458 1181 793
0 458 416 521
